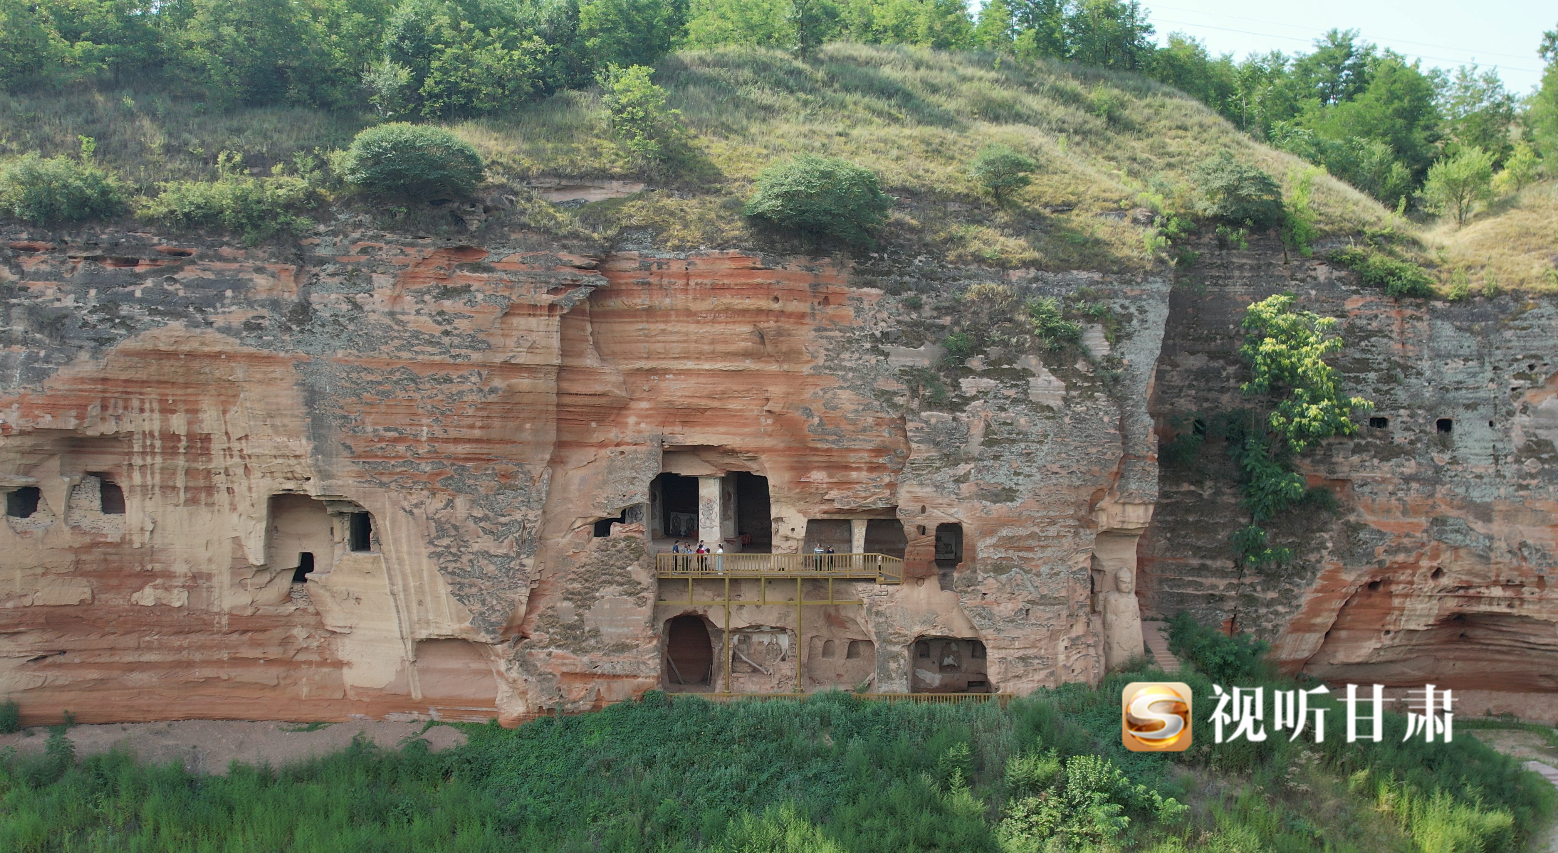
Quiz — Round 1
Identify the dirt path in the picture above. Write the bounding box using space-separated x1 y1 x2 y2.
0 720 466 775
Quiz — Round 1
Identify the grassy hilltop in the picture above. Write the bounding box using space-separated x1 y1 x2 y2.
4 43 1557 290
0 43 1512 280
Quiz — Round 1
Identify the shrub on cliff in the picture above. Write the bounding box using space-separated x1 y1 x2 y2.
338 123 484 201
600 64 688 164
0 153 127 225
1330 246 1435 298
140 152 320 245
743 155 893 247
1191 151 1283 230
968 143 1037 204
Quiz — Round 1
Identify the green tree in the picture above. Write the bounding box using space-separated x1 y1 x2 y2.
172 0 353 108
1531 24 1558 159
383 0 556 119
970 0 1014 51
578 0 682 69
1421 145 1495 227
1062 0 1153 70
1149 33 1237 112
743 155 893 247
1191 151 1284 230
1493 141 1541 194
684 0 793 49
1440 64 1515 164
1240 293 1371 453
338 122 485 200
599 64 687 163
968 143 1036 204
0 0 73 88
790 0 841 56
1009 0 1065 59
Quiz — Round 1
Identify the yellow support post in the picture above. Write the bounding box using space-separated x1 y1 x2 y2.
724 574 732 694
795 576 803 692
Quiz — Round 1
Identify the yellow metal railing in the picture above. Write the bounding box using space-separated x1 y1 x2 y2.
654 552 903 584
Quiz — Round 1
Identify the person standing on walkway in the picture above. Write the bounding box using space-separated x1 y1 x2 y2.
715 542 725 574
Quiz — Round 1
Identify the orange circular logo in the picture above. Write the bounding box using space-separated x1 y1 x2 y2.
1122 682 1192 751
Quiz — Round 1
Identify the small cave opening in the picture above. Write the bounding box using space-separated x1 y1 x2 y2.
664 614 714 689
846 640 867 659
92 473 125 514
934 523 964 591
6 487 41 519
593 510 626 537
349 511 373 552
1369 417 1389 429
910 637 991 693
1436 418 1454 434
292 552 315 584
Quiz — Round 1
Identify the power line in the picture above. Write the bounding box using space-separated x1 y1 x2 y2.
1149 16 1544 74
1146 1 1540 63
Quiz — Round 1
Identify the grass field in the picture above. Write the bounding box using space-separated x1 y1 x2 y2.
0 656 1550 853
1 43 1553 290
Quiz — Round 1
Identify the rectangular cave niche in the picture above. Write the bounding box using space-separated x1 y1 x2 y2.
653 473 700 541
663 614 714 691
910 637 991 694
735 471 772 552
349 511 373 552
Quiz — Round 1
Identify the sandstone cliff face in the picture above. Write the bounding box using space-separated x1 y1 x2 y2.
0 224 1167 724
1141 237 1558 714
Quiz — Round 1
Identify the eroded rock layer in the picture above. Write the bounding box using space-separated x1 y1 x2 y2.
1 226 1166 724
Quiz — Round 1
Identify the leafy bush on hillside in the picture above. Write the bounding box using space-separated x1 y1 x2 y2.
0 699 18 734
743 155 893 247
600 64 688 164
0 153 127 225
141 154 321 244
1191 151 1284 230
338 123 484 201
1331 246 1436 297
968 143 1037 204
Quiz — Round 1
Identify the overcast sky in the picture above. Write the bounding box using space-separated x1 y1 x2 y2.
1136 0 1554 95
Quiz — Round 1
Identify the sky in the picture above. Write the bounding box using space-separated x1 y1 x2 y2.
1136 0 1554 95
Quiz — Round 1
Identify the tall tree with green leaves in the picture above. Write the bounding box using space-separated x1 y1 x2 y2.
1440 64 1515 164
1421 145 1495 227
1530 24 1558 159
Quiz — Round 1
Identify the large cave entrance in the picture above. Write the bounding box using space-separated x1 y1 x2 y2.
735 472 772 552
653 474 700 540
664 614 714 690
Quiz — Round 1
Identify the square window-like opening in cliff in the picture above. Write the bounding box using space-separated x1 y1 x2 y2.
593 510 627 537
1369 417 1389 429
654 474 700 540
735 472 772 552
292 553 315 583
349 512 373 552
91 474 125 514
934 524 964 564
1436 418 1453 434
6 487 41 519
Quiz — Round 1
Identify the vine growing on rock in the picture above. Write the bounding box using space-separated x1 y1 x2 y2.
1231 294 1372 567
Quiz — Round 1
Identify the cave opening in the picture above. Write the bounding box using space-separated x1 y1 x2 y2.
1436 418 1454 434
664 614 714 689
349 511 373 552
910 636 991 693
864 519 907 558
654 473 700 540
292 553 315 583
735 472 772 552
6 487 41 519
594 510 626 537
1369 417 1389 429
91 473 125 514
